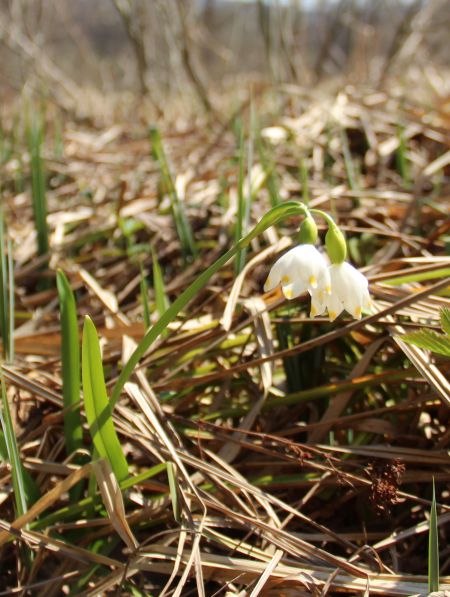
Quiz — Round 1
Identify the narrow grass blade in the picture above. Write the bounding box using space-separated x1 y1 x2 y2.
0 209 10 361
0 427 39 505
341 129 358 192
31 462 167 531
27 115 49 258
139 263 151 330
383 267 450 285
82 316 129 481
300 156 309 204
257 136 280 207
234 120 253 274
235 124 247 275
56 270 83 457
0 376 28 517
111 200 310 406
276 320 302 393
150 126 196 259
396 126 410 188
428 479 439 593
92 459 138 550
53 115 64 159
167 461 181 523
7 239 14 362
152 248 170 318
151 248 170 339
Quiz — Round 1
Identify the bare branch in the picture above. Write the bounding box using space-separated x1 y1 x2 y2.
111 0 163 115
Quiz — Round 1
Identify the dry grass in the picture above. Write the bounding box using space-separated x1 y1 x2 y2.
1 81 450 596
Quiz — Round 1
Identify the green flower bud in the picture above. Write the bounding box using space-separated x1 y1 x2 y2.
325 223 347 263
299 216 318 245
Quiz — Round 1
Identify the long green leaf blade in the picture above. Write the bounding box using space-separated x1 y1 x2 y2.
234 123 247 275
27 115 49 257
57 270 83 457
139 264 151 330
257 135 280 207
7 239 14 362
150 126 196 259
111 200 310 406
166 461 181 523
152 248 170 318
0 426 39 506
0 376 28 516
0 209 9 361
82 316 128 481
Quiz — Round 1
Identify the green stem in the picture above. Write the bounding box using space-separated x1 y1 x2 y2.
111 201 309 407
309 208 336 228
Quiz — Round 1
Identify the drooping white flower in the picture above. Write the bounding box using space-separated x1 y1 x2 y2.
322 262 371 321
264 244 331 300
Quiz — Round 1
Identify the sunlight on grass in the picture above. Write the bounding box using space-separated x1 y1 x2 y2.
82 316 129 481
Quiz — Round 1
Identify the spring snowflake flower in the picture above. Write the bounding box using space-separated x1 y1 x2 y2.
264 244 331 300
311 262 371 321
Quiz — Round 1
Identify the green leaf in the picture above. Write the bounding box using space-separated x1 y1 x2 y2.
383 267 450 286
152 248 170 318
428 479 440 593
57 270 83 457
440 307 450 336
111 200 310 407
234 122 247 275
31 462 167 531
139 264 151 330
167 461 180 523
0 425 39 505
396 125 410 188
150 126 196 259
401 329 450 357
0 209 10 362
26 114 49 258
82 316 128 481
0 376 29 516
7 239 14 362
257 134 280 207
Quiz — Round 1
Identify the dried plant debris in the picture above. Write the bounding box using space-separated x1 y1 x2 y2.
367 459 406 515
0 83 449 596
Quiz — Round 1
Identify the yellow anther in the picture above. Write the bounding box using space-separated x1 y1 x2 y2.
354 306 362 318
284 287 293 299
281 274 291 284
326 285 331 295
310 305 317 317
329 311 337 321
309 275 317 288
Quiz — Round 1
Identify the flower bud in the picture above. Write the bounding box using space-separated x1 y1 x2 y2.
325 224 347 264
298 216 318 245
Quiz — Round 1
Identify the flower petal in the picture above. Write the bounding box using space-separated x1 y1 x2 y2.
264 250 294 291
310 290 327 317
325 292 344 321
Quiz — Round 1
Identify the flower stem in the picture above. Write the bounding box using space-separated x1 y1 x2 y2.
309 208 336 228
110 200 309 407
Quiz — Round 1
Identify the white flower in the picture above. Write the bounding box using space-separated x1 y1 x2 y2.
264 244 331 300
261 126 288 144
318 262 371 321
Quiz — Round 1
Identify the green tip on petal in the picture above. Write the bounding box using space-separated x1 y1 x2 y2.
299 216 318 245
325 224 347 264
